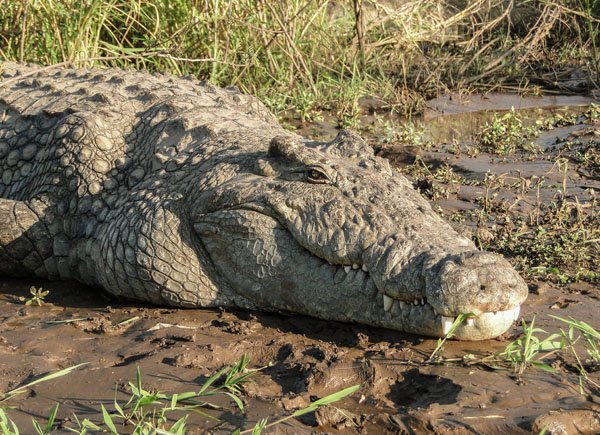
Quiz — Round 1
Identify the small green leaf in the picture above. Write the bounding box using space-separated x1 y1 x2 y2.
252 417 268 435
101 404 119 435
198 365 230 394
292 384 360 417
32 419 43 435
531 362 556 373
169 415 188 434
113 400 125 418
44 403 59 433
225 392 244 411
2 363 88 402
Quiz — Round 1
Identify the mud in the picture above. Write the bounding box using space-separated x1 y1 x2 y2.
1 93 599 434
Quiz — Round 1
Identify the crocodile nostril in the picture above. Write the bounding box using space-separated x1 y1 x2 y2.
480 285 486 290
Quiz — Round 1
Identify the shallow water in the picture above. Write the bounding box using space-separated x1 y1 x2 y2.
423 93 595 147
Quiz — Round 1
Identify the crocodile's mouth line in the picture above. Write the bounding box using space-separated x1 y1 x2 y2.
376 289 521 335
196 204 522 335
305 255 522 335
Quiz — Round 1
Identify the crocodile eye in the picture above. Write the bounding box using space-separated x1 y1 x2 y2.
306 168 330 184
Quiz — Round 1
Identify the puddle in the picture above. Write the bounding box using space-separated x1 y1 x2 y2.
422 94 596 146
425 93 595 117
294 93 598 151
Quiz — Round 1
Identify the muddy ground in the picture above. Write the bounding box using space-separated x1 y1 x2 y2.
1 94 599 434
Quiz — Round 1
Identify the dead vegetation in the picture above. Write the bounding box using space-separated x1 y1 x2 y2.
0 1 598 120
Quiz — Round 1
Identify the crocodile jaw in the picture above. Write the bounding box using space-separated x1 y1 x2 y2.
376 292 521 340
195 209 524 340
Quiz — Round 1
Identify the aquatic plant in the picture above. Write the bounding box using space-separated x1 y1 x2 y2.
478 108 541 155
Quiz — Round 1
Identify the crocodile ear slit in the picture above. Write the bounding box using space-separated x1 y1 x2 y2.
310 130 374 159
193 222 220 236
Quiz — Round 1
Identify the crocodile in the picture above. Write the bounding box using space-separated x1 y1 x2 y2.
0 63 527 340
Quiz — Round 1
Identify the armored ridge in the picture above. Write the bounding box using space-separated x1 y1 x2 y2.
0 63 527 340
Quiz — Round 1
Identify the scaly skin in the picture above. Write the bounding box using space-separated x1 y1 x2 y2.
0 63 527 340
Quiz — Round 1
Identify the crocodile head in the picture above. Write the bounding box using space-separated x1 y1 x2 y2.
192 131 528 340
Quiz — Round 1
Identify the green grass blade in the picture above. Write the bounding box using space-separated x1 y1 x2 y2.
427 313 474 362
291 384 360 417
135 366 143 396
225 392 244 412
2 363 88 401
169 415 188 434
113 399 125 418
239 384 361 434
185 407 221 422
198 365 230 395
44 403 60 434
101 404 119 435
252 417 268 435
551 316 600 340
171 391 197 402
32 419 43 435
80 418 102 431
531 362 556 373
0 409 20 435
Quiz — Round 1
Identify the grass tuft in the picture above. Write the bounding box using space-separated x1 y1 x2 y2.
0 356 359 434
1 1 598 119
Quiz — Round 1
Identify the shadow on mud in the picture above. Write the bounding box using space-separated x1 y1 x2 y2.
388 368 461 407
1 277 426 349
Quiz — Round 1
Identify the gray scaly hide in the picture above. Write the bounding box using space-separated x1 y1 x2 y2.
0 63 527 339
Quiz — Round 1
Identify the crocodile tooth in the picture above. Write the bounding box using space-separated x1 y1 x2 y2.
344 266 351 273
420 298 425 305
383 294 393 311
413 300 419 306
466 318 475 327
362 264 368 272
352 263 359 270
399 301 406 309
513 306 520 321
442 316 455 335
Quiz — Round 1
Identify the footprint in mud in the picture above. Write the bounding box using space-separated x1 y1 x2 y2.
263 342 343 395
388 368 461 408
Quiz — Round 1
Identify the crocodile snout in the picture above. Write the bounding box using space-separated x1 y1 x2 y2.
427 250 528 317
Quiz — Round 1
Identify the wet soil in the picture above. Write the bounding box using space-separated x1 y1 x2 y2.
1 94 599 434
